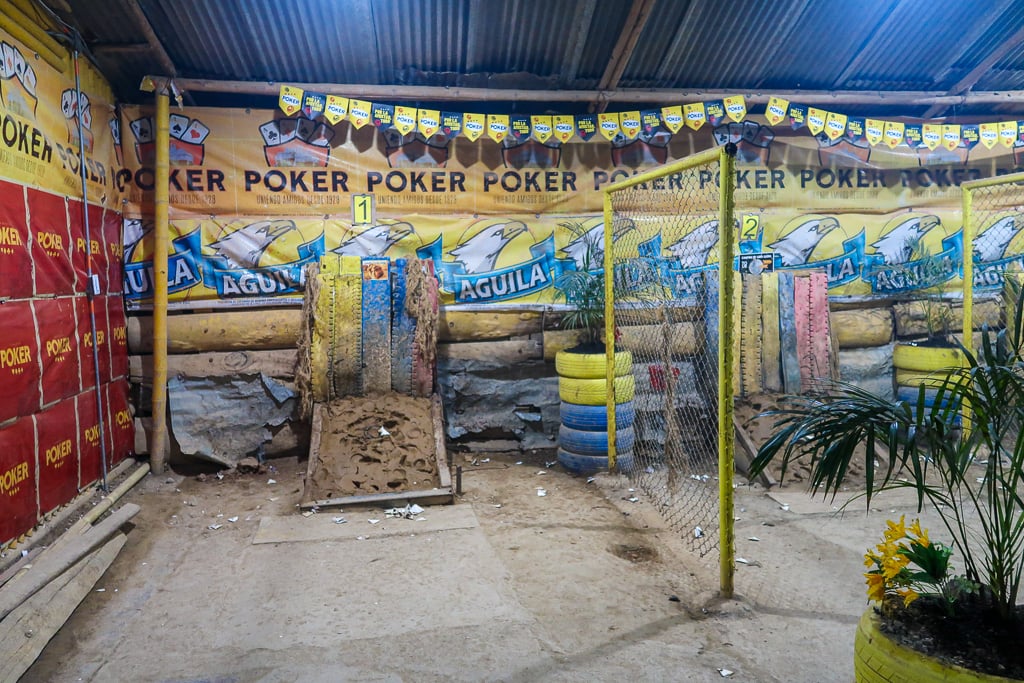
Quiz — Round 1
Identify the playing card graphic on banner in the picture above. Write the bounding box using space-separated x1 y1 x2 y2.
883 121 905 149
393 106 417 136
865 119 885 146
662 105 684 133
510 115 531 143
575 114 597 141
348 99 372 128
705 100 725 127
553 115 575 143
824 111 847 140
961 124 979 151
724 95 746 123
980 122 999 149
372 103 394 129
324 95 348 124
765 96 789 126
279 85 302 116
531 115 553 143
807 108 826 136
619 111 641 140
922 124 942 150
441 111 463 140
417 109 440 138
788 103 807 130
301 91 326 119
999 120 1016 148
844 117 866 145
596 113 619 141
463 113 485 141
487 114 509 143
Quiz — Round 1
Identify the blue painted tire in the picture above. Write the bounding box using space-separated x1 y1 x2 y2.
558 424 635 457
557 447 636 475
559 401 635 431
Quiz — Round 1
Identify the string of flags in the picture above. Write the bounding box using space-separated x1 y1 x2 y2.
278 85 1024 151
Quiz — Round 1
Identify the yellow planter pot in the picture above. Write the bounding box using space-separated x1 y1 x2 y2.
555 350 632 379
558 375 635 406
855 610 1015 683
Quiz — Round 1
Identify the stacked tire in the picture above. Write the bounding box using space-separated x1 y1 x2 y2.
893 343 965 425
556 350 636 474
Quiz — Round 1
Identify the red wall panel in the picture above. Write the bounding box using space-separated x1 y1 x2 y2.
101 208 123 295
69 200 107 294
76 296 110 389
27 189 73 296
0 417 37 543
35 398 79 515
0 300 41 422
76 389 103 488
104 380 134 467
0 178 31 300
107 295 128 379
34 297 81 405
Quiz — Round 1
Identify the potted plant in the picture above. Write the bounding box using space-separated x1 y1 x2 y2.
748 284 1024 680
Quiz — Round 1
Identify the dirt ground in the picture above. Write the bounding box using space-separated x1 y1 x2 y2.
17 437 959 683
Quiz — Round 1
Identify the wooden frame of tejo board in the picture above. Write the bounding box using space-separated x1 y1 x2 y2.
299 394 453 510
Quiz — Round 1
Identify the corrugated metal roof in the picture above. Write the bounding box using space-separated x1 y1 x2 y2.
46 0 1024 117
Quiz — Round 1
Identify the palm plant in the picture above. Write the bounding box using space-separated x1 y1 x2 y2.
749 284 1024 622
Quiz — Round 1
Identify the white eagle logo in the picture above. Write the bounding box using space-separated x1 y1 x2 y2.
208 220 298 269
448 221 527 274
333 222 414 257
768 217 840 267
974 215 1020 263
559 220 636 270
870 215 940 266
666 220 720 268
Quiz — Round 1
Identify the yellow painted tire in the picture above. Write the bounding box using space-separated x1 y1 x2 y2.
558 375 635 406
854 610 1014 682
894 369 958 389
555 350 632 379
893 344 965 373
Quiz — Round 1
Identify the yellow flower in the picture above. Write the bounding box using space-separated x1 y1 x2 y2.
884 515 907 542
900 588 919 607
882 553 909 580
866 573 886 603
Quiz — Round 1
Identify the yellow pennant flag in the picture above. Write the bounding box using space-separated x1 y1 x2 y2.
663 105 685 133
417 109 440 138
348 99 372 129
681 104 703 131
979 122 999 149
393 106 417 136
487 114 509 143
883 121 905 149
807 108 827 136
619 111 641 140
824 111 847 141
724 95 746 122
999 120 1017 148
765 96 789 126
941 124 961 151
598 112 620 141
553 115 575 143
324 95 349 125
865 119 885 146
531 115 553 143
279 85 302 116
463 113 485 141
922 124 942 150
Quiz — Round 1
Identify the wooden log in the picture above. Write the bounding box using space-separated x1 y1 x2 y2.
129 349 298 382
831 308 894 348
431 394 452 490
439 339 542 364
439 309 543 341
542 329 584 360
0 534 126 683
128 309 302 353
617 322 703 356
0 503 139 620
893 299 1001 338
733 416 775 488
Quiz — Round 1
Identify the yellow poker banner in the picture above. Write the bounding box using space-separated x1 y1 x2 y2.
765 96 788 126
463 113 485 141
922 124 942 150
883 121 905 149
865 119 884 146
553 115 575 143
417 109 440 138
487 114 509 143
942 124 961 151
348 99 372 129
980 122 999 149
999 120 1016 148
807 108 826 136
531 115 553 143
682 103 705 131
278 85 302 116
824 111 847 140
619 111 641 140
724 95 746 123
324 95 349 125
393 106 417 136
597 112 620 141
663 105 685 133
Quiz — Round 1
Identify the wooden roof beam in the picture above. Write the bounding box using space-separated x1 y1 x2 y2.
591 0 657 113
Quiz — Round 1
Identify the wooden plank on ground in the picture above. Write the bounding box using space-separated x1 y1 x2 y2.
778 272 800 393
432 394 452 490
127 309 301 353
733 415 775 488
761 272 782 392
0 534 126 683
129 349 297 382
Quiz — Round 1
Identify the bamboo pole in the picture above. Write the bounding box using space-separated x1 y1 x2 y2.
150 90 170 474
603 190 617 472
717 144 737 600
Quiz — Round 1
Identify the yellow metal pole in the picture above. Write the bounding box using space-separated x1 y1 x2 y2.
961 186 974 358
717 144 737 599
603 190 617 471
149 90 170 474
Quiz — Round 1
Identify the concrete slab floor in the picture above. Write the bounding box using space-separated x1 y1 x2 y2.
20 454 951 682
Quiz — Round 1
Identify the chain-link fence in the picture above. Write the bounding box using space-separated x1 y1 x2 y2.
604 147 737 591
